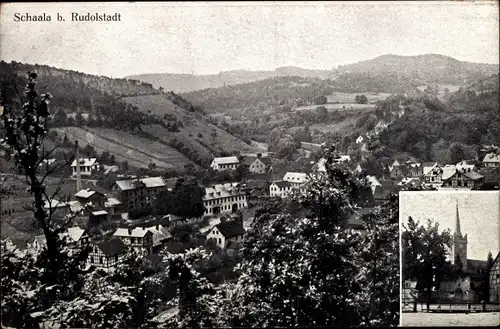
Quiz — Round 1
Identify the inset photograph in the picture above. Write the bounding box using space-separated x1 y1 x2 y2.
400 190 500 326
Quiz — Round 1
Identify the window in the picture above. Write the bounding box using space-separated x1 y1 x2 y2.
218 238 221 244
99 257 103 264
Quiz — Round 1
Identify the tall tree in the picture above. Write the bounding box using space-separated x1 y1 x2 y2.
402 217 454 309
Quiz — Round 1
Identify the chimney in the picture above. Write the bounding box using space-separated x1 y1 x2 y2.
75 141 82 193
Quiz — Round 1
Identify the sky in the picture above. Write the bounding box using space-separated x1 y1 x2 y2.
0 1 499 78
399 191 500 261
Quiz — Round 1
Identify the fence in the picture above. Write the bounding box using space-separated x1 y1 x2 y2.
403 300 500 313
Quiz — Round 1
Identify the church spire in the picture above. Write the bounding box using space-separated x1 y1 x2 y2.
455 201 461 236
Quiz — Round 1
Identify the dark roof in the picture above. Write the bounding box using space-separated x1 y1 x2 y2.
215 221 246 238
444 170 484 182
273 180 292 189
242 157 255 166
242 180 269 190
465 259 489 277
258 157 273 166
95 238 127 257
392 165 411 176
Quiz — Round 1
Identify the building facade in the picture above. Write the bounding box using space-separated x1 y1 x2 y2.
112 177 168 212
71 158 99 177
203 183 247 217
441 170 484 189
113 227 154 255
206 219 245 249
210 156 240 171
86 238 128 270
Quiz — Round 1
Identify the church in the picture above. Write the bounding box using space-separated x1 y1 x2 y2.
435 203 489 303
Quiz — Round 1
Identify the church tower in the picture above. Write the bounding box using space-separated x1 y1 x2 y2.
451 202 468 271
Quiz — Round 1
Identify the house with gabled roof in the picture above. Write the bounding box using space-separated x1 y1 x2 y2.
86 237 128 270
456 160 478 172
203 182 248 216
210 156 240 171
483 153 500 168
71 158 99 177
245 155 273 174
390 164 411 180
113 227 154 255
441 168 484 189
206 219 246 249
75 188 107 209
269 181 293 198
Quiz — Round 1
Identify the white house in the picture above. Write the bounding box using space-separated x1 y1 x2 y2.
38 158 56 168
483 153 500 168
356 135 364 144
31 226 90 250
206 220 245 249
203 183 248 216
210 156 240 171
113 227 154 255
455 160 477 172
283 172 309 188
71 158 99 177
269 181 293 198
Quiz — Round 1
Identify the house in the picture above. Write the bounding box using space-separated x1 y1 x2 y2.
489 252 500 303
356 135 364 144
456 160 477 172
104 197 122 215
408 162 423 177
113 227 154 255
245 155 273 174
210 156 240 171
283 172 309 188
477 167 500 190
436 204 489 303
269 181 293 198
112 177 168 212
43 199 84 219
441 169 484 189
388 159 402 172
206 219 245 249
60 226 91 247
32 226 90 250
75 188 107 210
482 153 500 168
203 183 248 216
87 237 128 270
144 224 172 253
71 158 99 177
389 165 411 180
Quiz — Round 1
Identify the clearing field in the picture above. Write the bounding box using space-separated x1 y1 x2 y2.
326 92 392 104
54 127 195 171
401 312 499 327
123 94 260 160
311 116 361 136
295 103 375 112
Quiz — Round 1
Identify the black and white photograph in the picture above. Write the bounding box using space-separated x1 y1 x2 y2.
0 1 498 328
400 190 500 326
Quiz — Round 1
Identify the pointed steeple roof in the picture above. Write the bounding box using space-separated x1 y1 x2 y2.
455 201 461 236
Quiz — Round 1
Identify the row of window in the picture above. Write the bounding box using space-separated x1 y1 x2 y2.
204 195 245 206
89 254 119 265
72 166 96 173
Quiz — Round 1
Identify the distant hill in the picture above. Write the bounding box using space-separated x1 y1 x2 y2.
0 61 257 170
337 54 499 86
127 67 335 93
127 54 498 93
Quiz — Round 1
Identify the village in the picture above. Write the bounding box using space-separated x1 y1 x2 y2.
2 136 499 273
